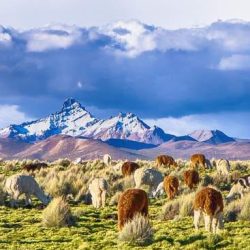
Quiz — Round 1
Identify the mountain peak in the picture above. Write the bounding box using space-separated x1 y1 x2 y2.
117 112 136 118
62 98 84 110
188 129 235 144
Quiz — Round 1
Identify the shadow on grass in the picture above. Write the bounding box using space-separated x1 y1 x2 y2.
3 201 46 210
177 234 206 245
0 223 22 229
18 238 72 244
154 235 174 245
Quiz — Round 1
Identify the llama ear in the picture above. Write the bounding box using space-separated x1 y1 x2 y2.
239 179 247 189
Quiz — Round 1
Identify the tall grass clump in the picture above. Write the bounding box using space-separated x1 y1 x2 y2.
42 197 75 227
119 213 153 246
161 199 180 220
238 193 250 220
224 199 242 222
0 175 6 205
179 192 195 217
224 193 250 222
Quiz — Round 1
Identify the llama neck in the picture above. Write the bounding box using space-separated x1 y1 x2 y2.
34 186 48 205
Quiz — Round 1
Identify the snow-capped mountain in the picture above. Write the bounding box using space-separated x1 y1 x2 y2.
0 98 174 145
188 129 235 144
0 99 237 146
81 112 175 145
0 98 98 142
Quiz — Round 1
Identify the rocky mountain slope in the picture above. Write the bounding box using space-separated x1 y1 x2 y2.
188 129 235 144
0 98 182 145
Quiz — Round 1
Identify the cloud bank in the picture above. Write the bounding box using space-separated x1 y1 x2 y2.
0 20 250 137
145 112 250 138
0 105 33 128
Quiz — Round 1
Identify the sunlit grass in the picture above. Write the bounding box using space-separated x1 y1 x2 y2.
0 159 249 249
0 199 249 249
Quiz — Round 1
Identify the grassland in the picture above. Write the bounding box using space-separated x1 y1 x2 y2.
0 159 249 250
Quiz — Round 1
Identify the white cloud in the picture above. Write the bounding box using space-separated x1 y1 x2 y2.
101 20 156 57
0 30 12 45
206 21 250 52
218 54 250 70
26 25 82 52
0 105 33 128
145 112 250 138
100 20 250 57
101 20 207 57
3 19 250 56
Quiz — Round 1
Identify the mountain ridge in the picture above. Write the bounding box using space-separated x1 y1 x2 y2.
0 98 240 146
0 98 178 145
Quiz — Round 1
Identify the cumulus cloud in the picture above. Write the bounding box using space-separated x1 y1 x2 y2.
0 20 250 138
99 20 209 57
25 24 83 52
0 105 33 128
218 54 250 70
101 20 157 57
206 21 250 52
0 26 12 46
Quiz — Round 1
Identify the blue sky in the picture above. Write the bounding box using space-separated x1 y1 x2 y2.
0 1 250 138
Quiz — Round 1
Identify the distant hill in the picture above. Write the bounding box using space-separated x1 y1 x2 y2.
13 135 148 161
188 129 235 144
139 141 250 160
1 135 250 161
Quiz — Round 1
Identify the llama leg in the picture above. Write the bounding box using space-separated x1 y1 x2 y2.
240 191 244 198
10 197 16 208
212 216 218 234
96 192 101 208
217 212 224 231
204 214 212 232
11 192 20 208
25 194 32 206
194 209 201 230
212 213 223 234
92 195 96 208
118 210 125 231
94 195 99 208
134 177 141 189
101 191 106 208
148 186 153 198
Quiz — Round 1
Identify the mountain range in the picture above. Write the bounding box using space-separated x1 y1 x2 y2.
0 98 249 160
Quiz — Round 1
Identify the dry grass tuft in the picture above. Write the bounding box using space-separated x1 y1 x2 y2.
42 197 75 227
179 192 195 217
0 175 6 205
119 213 153 246
161 199 180 220
238 193 250 220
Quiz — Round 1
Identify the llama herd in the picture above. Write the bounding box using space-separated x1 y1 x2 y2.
1 153 250 237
